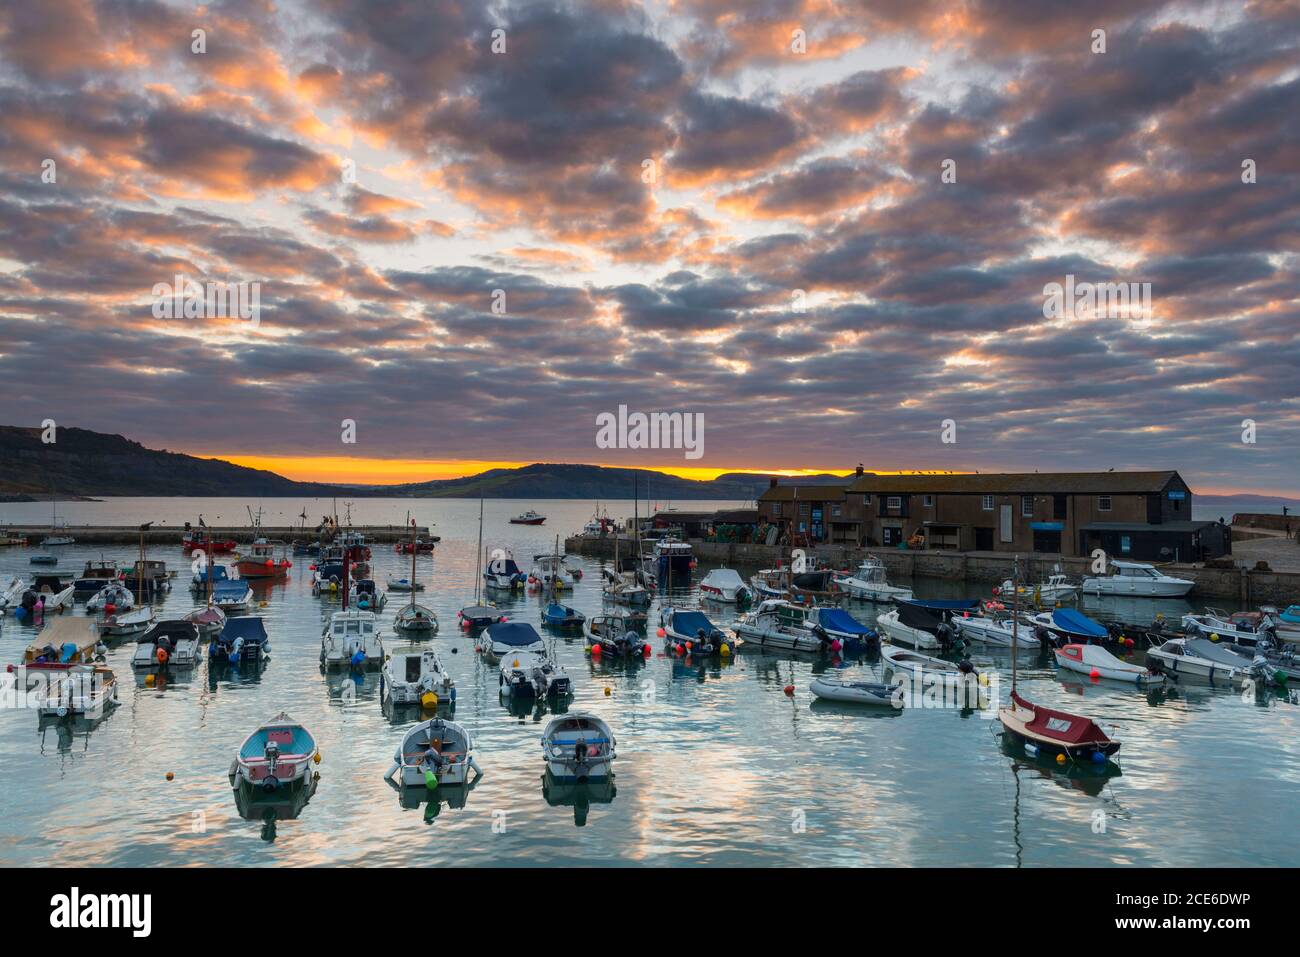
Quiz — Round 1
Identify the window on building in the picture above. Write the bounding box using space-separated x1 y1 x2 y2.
1021 495 1033 517
923 495 934 507
1120 534 1131 553
886 496 901 510
862 495 872 509
800 502 809 515
772 504 782 518
831 504 842 517
1099 495 1112 512
981 495 994 511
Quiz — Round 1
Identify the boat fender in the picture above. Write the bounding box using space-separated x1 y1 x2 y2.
1091 751 1106 763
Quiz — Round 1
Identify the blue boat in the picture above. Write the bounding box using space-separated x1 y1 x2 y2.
1036 607 1110 643
191 564 230 587
806 606 879 652
542 602 586 629
660 608 727 654
211 617 269 664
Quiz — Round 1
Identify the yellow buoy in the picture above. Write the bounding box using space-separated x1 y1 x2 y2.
165 772 174 781
604 686 612 696
720 643 731 656
1056 753 1067 764
313 751 322 764
421 691 439 709
144 674 156 687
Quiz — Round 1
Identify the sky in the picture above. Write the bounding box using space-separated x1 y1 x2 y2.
0 0 1296 493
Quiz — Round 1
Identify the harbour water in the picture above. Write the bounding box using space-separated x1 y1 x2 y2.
1 498 1297 867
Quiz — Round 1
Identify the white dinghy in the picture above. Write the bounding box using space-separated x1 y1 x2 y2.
37 665 119 718
385 717 482 790
809 673 902 707
1054 642 1165 687
540 712 616 782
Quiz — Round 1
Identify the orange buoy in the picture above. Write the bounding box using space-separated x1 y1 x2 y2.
783 684 795 696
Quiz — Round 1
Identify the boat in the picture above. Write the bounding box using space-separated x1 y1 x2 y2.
542 602 586 629
477 620 545 664
540 712 616 782
120 559 173 598
184 604 226 639
182 527 237 554
99 604 155 637
732 599 827 653
29 555 58 565
601 535 652 605
381 644 456 708
1145 636 1273 685
386 576 425 592
1081 560 1194 597
394 538 438 554
37 665 118 718
875 599 977 652
998 557 1121 763
190 562 231 591
229 712 318 791
809 673 902 706
391 518 438 634
21 617 103 668
588 609 648 640
803 606 879 653
1181 609 1277 647
73 560 119 593
499 638 573 698
234 538 292 579
459 499 505 631
528 553 576 592
133 620 203 670
880 642 979 681
211 579 254 613
660 607 730 655
698 567 751 604
311 559 348 596
385 717 482 789
483 550 526 591
0 575 27 614
211 616 270 665
751 557 836 600
1029 607 1111 645
1054 642 1166 687
0 529 28 546
85 582 135 613
321 609 383 669
509 510 547 525
651 536 695 586
586 620 650 659
349 578 386 611
995 572 1079 604
953 605 1040 649
23 575 76 616
833 556 913 603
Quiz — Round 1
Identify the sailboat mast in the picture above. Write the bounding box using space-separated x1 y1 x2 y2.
1010 555 1019 694
409 517 418 612
474 497 484 605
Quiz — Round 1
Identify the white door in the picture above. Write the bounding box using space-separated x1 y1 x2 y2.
999 505 1013 543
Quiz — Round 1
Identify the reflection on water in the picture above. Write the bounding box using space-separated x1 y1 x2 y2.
0 498 1296 866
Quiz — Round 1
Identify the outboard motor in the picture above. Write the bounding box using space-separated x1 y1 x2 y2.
1033 625 1054 649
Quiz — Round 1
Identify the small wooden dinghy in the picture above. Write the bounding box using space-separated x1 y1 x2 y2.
385 717 482 789
230 712 318 791
394 602 438 634
809 674 902 706
1054 642 1165 687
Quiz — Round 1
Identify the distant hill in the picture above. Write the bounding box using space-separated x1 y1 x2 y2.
374 463 779 500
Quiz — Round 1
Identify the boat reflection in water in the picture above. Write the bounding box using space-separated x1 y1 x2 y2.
999 732 1122 799
542 769 617 827
385 775 479 824
38 709 115 754
502 691 571 723
232 778 318 843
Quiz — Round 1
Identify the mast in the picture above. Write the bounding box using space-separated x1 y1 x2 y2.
137 522 150 607
1010 554 1019 696
474 496 484 605
408 516 418 615
341 536 350 611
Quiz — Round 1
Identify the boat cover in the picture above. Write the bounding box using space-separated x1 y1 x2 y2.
487 559 522 575
1184 638 1254 668
903 598 981 611
702 569 745 589
896 601 946 633
194 566 230 584
139 619 200 645
213 580 250 599
813 608 873 636
1052 608 1108 639
220 617 268 645
24 618 99 662
488 621 543 646
1012 692 1111 745
670 611 719 636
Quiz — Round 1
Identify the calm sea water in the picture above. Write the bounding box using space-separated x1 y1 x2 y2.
1 498 1296 867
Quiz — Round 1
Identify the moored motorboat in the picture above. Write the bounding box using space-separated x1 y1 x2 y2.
477 620 544 664
349 578 386 611
1029 607 1110 645
230 712 318 791
191 562 231 592
385 718 482 789
995 572 1079 604
85 582 134 613
386 576 425 592
234 538 292 580
321 609 383 669
540 712 616 782
98 604 155 637
586 624 650 659
211 616 270 665
834 556 913 603
698 567 750 604
732 599 826 653
880 642 979 681
499 641 572 698
1181 609 1276 647
37 665 118 718
73 561 119 594
1054 642 1165 687
133 620 203 670
660 607 731 655
1082 561 1193 598
483 551 526 591
528 553 575 592
212 579 254 613
875 599 976 652
542 602 586 630
0 575 28 614
25 575 76 615
804 606 879 653
1145 636 1273 685
509 510 547 525
381 644 456 708
21 617 103 669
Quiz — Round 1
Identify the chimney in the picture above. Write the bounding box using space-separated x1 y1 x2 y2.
769 477 779 489
855 464 864 477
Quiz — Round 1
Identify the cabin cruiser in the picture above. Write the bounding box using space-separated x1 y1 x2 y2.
1181 609 1277 647
875 599 977 652
37 665 118 718
996 572 1079 603
1146 636 1275 685
483 552 526 591
321 609 383 669
212 579 254 613
349 578 386 611
133 620 203 670
85 582 135 613
660 607 730 655
589 609 648 640
834 556 913 603
732 600 826 653
73 560 119 594
540 712 616 782
1082 561 1194 597
381 644 456 708
650 537 694 586
698 567 751 604
528 554 576 592
386 718 482 789
510 510 547 525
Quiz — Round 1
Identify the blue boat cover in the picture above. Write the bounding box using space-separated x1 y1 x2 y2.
220 617 268 644
544 603 582 621
195 566 229 583
213 580 249 598
815 608 873 635
899 598 981 611
1052 608 1108 639
488 621 542 646
670 611 718 636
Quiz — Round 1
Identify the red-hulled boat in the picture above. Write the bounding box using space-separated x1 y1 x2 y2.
234 539 292 579
183 530 237 554
509 510 546 525
395 537 439 554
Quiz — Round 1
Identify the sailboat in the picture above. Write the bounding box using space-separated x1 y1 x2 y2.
394 518 438 635
997 556 1121 764
542 534 586 630
185 545 227 638
458 498 501 631
41 490 75 547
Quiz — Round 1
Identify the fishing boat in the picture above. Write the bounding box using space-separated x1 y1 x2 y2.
234 538 292 580
834 556 913 603
477 620 545 665
483 550 526 591
651 537 695 585
211 616 270 665
85 582 134 613
182 527 237 554
804 606 879 653
73 560 119 594
98 604 155 637
540 712 616 782
212 579 254 613
499 639 572 698
37 665 118 718
809 672 902 706
751 557 836 600
1181 609 1277 647
998 556 1121 763
1081 560 1194 597
732 600 827 653
21 617 102 668
230 712 318 791
528 553 576 592
381 644 456 708
995 572 1079 603
133 620 203 670
875 599 977 652
349 578 386 611
385 718 482 789
659 607 730 655
392 518 438 634
698 567 751 604
510 510 547 525
386 576 425 593
1029 607 1110 645
120 559 173 598
1145 636 1272 685
542 602 586 629
586 622 650 659
1054 642 1165 687
0 529 28 546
